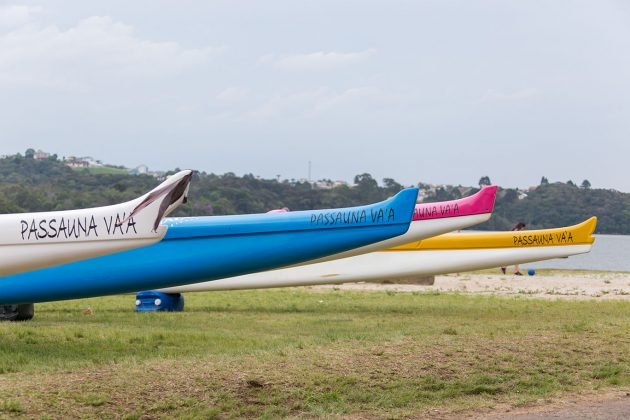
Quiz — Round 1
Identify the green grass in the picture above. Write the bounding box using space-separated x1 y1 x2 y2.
1 289 629 418
71 166 129 175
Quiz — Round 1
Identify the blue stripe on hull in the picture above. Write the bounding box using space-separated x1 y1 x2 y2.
0 188 418 304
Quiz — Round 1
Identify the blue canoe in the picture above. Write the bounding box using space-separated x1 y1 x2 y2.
0 188 418 304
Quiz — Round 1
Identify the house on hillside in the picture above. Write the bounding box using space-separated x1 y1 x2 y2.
129 165 166 180
150 171 166 181
65 156 103 168
129 164 149 175
65 156 88 168
313 180 348 189
33 150 50 160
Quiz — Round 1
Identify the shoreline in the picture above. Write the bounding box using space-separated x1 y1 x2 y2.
313 270 630 300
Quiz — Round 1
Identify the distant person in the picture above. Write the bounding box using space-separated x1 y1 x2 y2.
501 222 526 275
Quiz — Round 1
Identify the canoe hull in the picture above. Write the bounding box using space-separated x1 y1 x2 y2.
0 189 418 305
294 212 492 266
157 217 597 293
0 170 192 277
0 238 159 279
159 244 593 292
307 186 497 264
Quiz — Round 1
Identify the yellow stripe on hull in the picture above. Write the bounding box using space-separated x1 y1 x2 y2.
388 217 597 251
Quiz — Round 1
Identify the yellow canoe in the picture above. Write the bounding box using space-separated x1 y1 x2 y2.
390 217 597 251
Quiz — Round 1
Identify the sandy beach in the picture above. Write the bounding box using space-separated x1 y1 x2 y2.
314 271 630 300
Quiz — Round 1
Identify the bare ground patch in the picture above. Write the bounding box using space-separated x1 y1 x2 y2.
316 271 630 300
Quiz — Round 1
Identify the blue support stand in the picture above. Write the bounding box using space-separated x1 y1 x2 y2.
135 291 184 312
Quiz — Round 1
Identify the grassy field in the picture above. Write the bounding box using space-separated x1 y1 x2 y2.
1 289 629 418
71 166 130 175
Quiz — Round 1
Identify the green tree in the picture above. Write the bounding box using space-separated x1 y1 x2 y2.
478 176 492 187
540 176 549 185
503 189 519 203
1 154 629 234
354 173 378 189
382 177 402 193
25 148 35 159
353 173 381 202
581 179 591 189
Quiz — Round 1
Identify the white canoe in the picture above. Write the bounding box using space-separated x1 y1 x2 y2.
157 217 596 292
0 170 192 277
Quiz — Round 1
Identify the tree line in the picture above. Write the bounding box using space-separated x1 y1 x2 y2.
0 154 628 234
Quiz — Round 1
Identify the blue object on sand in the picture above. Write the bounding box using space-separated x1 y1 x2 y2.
528 269 536 276
135 291 184 312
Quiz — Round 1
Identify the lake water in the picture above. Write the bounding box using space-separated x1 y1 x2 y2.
519 234 630 272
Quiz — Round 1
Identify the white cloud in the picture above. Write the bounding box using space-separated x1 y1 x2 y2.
260 49 376 71
0 5 41 27
0 15 224 90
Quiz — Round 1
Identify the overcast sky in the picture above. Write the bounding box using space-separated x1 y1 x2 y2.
1 1 628 191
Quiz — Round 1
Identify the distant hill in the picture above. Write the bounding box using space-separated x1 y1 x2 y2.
0 155 397 216
0 154 628 234
481 183 630 234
